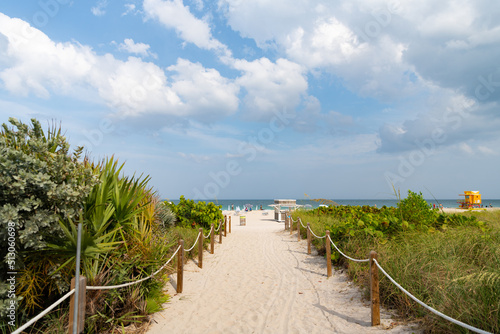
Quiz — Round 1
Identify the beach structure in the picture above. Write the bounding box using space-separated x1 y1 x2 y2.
457 191 482 209
269 199 301 221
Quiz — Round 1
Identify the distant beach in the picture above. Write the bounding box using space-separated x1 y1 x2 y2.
167 198 500 211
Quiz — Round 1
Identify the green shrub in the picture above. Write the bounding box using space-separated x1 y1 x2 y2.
293 199 499 333
168 195 223 230
397 190 438 229
0 118 97 323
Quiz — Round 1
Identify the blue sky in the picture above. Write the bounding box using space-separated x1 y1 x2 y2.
1 0 499 200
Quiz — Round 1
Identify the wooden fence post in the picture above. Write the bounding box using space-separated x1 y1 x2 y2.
307 223 311 254
284 213 288 230
229 216 231 233
219 220 222 244
177 239 184 293
290 214 293 235
198 228 203 269
224 215 227 237
210 224 214 254
68 276 86 334
325 231 332 278
370 251 380 326
297 218 301 241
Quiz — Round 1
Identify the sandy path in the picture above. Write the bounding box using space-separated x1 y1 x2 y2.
147 211 419 334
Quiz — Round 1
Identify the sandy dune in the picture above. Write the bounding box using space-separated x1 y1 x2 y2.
441 207 499 214
147 210 420 334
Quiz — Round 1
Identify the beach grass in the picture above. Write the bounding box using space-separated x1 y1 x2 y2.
293 208 500 333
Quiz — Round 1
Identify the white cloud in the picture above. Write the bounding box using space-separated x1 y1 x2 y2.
219 0 422 102
232 57 308 119
122 3 137 16
478 146 497 156
91 0 108 16
167 58 240 118
285 17 362 68
218 0 317 48
401 0 477 38
143 0 231 57
178 152 211 163
118 38 157 58
188 0 204 11
0 13 239 122
0 15 94 98
459 142 474 154
219 0 500 106
376 88 500 154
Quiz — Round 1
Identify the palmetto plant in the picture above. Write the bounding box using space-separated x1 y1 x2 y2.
84 157 150 237
47 214 122 282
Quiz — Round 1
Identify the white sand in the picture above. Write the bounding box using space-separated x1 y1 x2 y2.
147 210 420 334
442 207 499 214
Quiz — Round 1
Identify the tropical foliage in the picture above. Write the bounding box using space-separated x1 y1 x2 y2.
0 118 205 333
292 193 499 333
304 191 479 246
168 195 223 230
0 118 97 320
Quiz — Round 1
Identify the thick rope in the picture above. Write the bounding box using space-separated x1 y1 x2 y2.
87 245 182 290
215 221 223 233
300 218 307 229
373 259 492 334
308 226 326 239
14 232 207 332
328 235 370 263
203 225 213 239
12 289 75 334
184 232 202 252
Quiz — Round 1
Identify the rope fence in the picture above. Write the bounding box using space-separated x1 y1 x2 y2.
288 215 492 334
184 231 202 252
328 235 369 263
13 215 232 334
203 224 213 239
372 259 491 334
215 219 223 232
309 227 326 239
12 289 76 334
86 245 182 291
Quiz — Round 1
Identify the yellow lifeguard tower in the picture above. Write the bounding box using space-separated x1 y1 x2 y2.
457 191 482 209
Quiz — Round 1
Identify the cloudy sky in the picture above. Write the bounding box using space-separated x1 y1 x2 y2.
1 0 499 200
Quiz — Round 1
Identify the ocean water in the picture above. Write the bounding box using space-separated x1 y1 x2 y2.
168 198 500 210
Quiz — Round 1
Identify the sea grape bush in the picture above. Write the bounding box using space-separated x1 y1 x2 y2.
0 118 97 317
0 118 96 252
313 205 401 241
397 190 438 228
168 195 224 230
304 193 479 243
